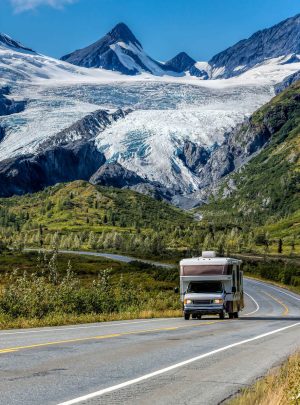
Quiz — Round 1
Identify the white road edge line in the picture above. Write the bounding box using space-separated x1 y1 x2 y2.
0 318 177 337
57 322 300 405
243 292 260 316
247 279 300 301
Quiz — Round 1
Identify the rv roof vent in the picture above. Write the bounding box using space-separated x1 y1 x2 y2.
202 251 216 258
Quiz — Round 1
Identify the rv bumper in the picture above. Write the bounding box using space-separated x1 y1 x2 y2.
184 305 224 315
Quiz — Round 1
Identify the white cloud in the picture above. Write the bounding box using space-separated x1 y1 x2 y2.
10 0 76 12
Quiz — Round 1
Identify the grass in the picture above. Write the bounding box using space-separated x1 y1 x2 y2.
0 250 181 330
228 352 300 405
0 309 182 330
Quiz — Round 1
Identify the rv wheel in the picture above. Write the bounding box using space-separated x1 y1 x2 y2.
184 313 190 320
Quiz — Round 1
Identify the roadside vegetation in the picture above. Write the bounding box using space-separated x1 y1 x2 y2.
239 255 300 293
228 352 300 405
0 248 180 329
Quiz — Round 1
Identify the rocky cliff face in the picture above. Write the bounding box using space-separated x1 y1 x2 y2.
41 108 131 149
90 162 145 188
90 162 175 201
275 70 300 94
177 140 211 173
0 141 105 197
0 108 130 197
0 87 26 116
196 80 300 193
0 126 5 143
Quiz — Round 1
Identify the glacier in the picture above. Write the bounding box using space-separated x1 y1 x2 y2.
1 38 300 195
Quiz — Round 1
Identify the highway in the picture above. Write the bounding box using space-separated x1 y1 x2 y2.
0 270 299 404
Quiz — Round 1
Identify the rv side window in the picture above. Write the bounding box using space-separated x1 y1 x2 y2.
232 267 236 288
236 266 240 292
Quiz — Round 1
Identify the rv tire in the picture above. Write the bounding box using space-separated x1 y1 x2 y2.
184 313 190 320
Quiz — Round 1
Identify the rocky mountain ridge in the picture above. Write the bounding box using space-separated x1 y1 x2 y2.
209 13 300 78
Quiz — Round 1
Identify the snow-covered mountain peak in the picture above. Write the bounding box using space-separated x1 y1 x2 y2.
108 23 142 49
62 23 170 76
61 23 173 76
0 33 35 54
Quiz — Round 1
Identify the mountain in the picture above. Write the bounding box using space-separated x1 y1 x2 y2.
164 52 209 78
199 79 300 242
209 13 300 78
1 17 300 206
0 33 35 54
165 52 195 73
61 22 172 76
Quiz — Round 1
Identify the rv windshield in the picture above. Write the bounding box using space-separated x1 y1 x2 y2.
187 281 223 294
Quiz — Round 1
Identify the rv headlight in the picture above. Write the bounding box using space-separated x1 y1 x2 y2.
184 299 192 305
213 299 224 304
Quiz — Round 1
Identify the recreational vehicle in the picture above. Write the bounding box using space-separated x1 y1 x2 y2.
179 251 244 320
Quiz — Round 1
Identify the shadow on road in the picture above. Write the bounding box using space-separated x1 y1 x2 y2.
197 316 300 321
237 316 300 321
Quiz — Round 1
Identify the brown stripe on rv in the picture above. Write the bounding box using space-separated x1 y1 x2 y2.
181 265 232 276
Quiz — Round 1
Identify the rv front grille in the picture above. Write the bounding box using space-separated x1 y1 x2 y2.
193 300 213 305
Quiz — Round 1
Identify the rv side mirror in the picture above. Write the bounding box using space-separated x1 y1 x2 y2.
174 287 179 294
232 286 237 293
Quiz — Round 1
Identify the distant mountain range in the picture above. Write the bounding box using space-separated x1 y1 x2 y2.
61 14 300 78
1 13 300 80
61 23 207 77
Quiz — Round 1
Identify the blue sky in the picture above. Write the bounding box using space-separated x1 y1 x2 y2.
0 0 299 61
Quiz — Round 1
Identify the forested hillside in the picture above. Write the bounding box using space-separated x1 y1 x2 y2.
0 181 202 258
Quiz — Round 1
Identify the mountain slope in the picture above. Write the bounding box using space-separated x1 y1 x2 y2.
201 80 300 241
209 13 300 78
275 70 300 94
61 23 172 76
0 33 35 54
0 180 197 257
0 109 129 197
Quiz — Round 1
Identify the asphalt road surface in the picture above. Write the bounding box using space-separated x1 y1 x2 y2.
0 270 299 404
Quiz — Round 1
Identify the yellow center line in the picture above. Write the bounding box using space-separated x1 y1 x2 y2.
0 320 220 355
263 291 289 316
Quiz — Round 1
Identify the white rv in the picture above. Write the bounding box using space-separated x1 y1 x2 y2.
179 251 244 320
